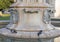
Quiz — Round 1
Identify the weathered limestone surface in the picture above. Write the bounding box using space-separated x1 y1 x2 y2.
0 0 60 42
0 28 60 39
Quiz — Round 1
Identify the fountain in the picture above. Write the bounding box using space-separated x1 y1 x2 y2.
0 0 60 42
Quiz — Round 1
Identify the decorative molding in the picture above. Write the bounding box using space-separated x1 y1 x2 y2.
23 9 38 13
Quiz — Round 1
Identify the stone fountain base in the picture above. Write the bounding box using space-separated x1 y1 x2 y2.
0 28 60 39
0 28 60 42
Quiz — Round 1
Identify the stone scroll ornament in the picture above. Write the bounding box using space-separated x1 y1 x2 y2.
38 9 56 36
43 9 55 24
6 8 19 33
8 8 19 24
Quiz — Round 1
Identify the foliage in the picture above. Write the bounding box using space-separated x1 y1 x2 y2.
0 0 14 10
0 14 10 20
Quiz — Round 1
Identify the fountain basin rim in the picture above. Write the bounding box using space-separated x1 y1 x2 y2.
0 28 60 39
10 6 53 8
0 32 60 39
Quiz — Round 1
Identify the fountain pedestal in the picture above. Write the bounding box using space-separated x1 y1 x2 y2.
0 0 60 42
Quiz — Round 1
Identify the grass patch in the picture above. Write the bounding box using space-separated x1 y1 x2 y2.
0 22 9 28
0 14 10 20
0 26 5 28
0 22 9 25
